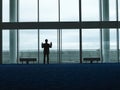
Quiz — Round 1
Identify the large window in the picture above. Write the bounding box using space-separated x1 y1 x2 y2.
39 30 57 63
60 0 79 21
82 29 100 63
82 0 99 21
2 30 10 64
39 0 58 22
109 0 117 21
2 0 9 22
19 30 38 63
118 0 120 21
110 29 117 63
62 30 79 63
19 0 38 22
1 0 120 64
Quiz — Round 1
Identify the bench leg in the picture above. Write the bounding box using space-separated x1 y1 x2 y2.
90 61 93 63
26 61 29 64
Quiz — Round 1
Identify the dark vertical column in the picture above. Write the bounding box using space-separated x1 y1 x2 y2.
0 0 2 64
10 0 17 63
17 0 19 64
79 0 82 63
102 0 110 62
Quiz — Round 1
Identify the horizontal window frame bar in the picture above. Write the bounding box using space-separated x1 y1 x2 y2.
1 21 120 29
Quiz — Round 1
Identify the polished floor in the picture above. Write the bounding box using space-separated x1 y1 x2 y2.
0 63 120 90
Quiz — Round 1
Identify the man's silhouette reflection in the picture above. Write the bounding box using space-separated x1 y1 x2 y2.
42 39 52 64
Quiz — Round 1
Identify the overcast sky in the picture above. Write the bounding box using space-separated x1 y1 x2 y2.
2 0 120 50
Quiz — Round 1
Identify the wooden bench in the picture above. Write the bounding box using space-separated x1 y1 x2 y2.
20 58 37 64
83 58 100 63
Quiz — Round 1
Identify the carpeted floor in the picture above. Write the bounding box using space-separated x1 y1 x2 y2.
0 64 120 90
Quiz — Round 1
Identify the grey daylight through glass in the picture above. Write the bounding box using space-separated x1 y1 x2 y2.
2 0 120 64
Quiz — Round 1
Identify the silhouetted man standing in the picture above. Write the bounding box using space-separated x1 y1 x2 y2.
42 39 52 64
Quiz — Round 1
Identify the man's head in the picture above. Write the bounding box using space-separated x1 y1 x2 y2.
45 39 48 43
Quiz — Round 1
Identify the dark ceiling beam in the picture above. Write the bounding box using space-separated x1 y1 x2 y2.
1 21 120 29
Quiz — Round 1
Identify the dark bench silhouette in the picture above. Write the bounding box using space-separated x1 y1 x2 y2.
83 57 100 63
20 58 37 64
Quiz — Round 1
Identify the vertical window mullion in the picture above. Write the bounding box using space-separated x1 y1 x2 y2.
58 0 61 63
99 0 103 63
0 0 2 64
116 0 119 63
60 29 62 63
38 0 40 64
17 0 19 64
79 0 82 63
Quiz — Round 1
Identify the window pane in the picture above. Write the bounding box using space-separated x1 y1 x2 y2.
109 0 116 21
60 0 79 21
2 30 10 64
82 0 99 21
2 0 9 22
62 30 79 63
40 30 57 63
39 0 58 22
110 29 117 62
19 0 38 22
119 0 120 21
82 29 100 63
19 30 38 64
